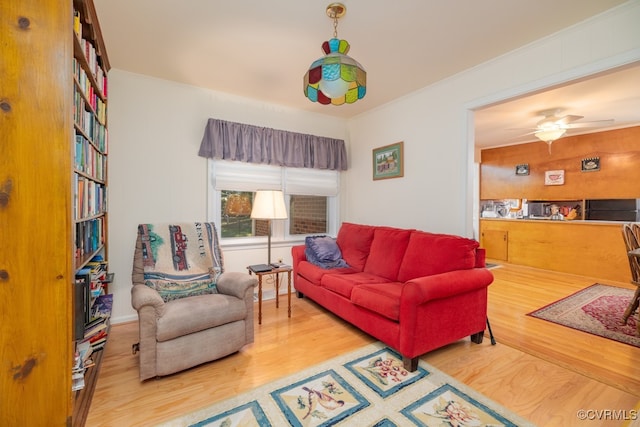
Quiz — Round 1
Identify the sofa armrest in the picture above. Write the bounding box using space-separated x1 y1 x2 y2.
292 245 306 270
216 271 257 299
475 248 487 268
402 268 494 305
131 284 166 316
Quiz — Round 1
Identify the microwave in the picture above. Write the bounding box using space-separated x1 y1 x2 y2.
527 202 548 217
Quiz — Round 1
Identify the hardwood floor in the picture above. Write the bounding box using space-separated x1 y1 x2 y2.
86 263 640 426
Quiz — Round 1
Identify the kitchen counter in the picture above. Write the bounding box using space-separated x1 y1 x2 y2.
479 218 629 282
481 217 627 225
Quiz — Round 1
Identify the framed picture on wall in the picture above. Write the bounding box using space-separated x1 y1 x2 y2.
515 164 529 176
373 141 404 180
544 169 565 185
581 157 600 172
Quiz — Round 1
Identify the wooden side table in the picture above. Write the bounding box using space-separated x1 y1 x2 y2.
247 265 293 324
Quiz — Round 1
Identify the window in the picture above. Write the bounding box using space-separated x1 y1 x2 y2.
208 160 339 242
289 195 327 235
220 191 254 238
219 191 328 238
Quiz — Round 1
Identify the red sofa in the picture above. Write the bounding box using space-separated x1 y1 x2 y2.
291 222 494 370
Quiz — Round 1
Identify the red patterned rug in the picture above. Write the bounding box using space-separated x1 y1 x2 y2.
528 284 640 347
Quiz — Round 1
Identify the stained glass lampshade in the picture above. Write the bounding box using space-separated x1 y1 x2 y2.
303 37 367 105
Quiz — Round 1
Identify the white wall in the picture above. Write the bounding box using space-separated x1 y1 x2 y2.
108 1 640 323
107 72 347 322
345 1 640 239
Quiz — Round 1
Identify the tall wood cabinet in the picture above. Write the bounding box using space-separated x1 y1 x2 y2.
0 0 110 425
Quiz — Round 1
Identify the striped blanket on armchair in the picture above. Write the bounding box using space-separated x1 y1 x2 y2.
137 222 224 301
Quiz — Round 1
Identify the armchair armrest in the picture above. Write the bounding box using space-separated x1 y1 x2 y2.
216 271 257 299
402 268 494 305
131 284 166 316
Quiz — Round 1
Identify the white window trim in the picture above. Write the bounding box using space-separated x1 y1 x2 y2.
207 160 340 247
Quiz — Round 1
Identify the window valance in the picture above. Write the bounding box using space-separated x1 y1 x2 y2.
198 118 347 171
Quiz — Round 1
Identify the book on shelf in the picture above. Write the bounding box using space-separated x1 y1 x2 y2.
72 339 95 392
90 336 107 347
73 9 82 39
91 340 107 352
77 339 93 364
92 293 113 318
82 358 95 369
72 371 85 392
88 329 107 344
84 320 107 339
74 269 92 340
84 315 105 330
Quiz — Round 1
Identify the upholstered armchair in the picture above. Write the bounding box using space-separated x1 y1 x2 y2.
131 222 257 381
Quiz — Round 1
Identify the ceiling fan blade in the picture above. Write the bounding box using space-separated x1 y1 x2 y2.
556 114 583 125
565 119 615 129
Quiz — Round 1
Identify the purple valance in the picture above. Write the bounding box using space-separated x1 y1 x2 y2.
198 118 347 171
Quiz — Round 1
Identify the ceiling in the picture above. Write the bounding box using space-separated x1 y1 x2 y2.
473 64 640 148
93 0 640 149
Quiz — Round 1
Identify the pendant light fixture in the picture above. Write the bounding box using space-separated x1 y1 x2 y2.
533 111 569 153
535 127 567 153
303 3 366 105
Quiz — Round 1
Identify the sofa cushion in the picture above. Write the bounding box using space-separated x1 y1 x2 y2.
336 222 376 271
156 293 246 342
297 260 356 285
305 235 348 269
397 231 479 282
350 282 404 321
363 227 412 281
321 272 392 299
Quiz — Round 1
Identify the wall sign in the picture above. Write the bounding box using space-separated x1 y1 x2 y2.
581 157 600 172
545 170 565 185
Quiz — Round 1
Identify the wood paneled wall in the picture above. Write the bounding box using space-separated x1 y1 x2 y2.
480 126 640 200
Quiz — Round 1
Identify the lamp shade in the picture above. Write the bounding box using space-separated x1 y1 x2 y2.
304 38 366 105
250 190 288 220
534 128 566 143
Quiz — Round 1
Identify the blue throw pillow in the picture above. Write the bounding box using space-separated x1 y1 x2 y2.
305 235 349 269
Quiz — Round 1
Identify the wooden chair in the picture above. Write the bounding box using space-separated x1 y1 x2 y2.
621 223 640 333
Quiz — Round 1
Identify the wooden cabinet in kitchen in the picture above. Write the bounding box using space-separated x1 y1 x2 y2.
479 219 628 282
481 229 508 262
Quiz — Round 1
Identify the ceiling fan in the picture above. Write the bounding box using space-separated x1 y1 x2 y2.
528 108 614 152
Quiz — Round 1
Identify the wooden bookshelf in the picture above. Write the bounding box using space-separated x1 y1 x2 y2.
0 0 110 425
73 317 111 427
71 1 111 425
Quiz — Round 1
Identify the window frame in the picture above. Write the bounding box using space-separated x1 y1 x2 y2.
207 160 340 247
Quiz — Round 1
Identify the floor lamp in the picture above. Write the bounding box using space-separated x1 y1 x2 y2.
250 190 288 265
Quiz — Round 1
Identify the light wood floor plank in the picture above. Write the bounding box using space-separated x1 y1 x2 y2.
86 263 640 426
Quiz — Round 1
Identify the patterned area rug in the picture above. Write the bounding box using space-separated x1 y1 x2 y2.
528 283 640 347
158 342 534 427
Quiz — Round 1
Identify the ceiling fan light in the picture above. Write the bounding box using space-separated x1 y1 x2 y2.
534 128 566 143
